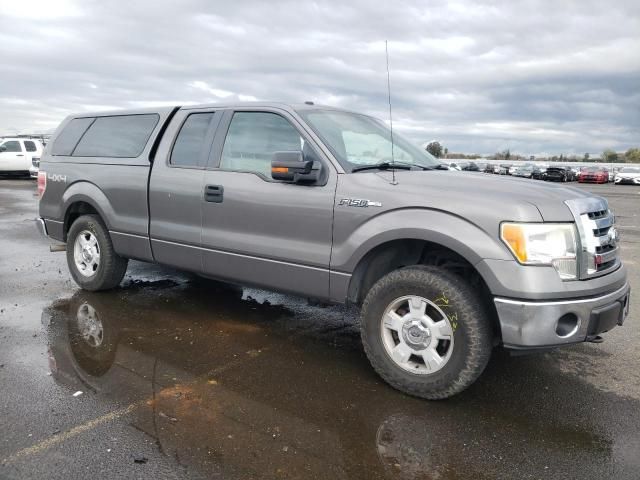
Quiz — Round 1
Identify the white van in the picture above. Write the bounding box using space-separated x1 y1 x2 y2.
0 138 44 176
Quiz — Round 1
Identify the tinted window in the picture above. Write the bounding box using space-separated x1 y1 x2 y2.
24 141 37 152
51 118 95 156
170 113 216 167
73 114 159 157
220 112 302 176
1 141 22 153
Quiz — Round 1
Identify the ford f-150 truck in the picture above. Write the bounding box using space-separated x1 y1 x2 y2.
36 103 631 399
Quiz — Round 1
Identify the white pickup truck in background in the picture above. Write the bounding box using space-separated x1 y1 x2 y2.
0 138 44 177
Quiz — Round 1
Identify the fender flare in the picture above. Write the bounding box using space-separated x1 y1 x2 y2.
333 208 512 274
61 181 116 234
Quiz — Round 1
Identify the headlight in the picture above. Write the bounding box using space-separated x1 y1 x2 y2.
500 223 578 279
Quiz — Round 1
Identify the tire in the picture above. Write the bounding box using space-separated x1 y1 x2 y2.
66 214 128 291
360 266 492 400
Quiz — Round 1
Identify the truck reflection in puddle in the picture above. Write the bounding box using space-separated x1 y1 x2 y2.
42 279 617 479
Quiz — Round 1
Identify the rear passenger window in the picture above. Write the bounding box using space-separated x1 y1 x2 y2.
24 141 37 152
1 141 22 153
220 112 302 177
52 117 95 156
170 113 216 167
73 114 159 158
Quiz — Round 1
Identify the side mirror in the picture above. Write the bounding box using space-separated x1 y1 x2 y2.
0 145 6 153
271 151 314 182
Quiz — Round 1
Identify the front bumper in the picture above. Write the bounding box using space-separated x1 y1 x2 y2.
615 177 640 185
495 282 630 349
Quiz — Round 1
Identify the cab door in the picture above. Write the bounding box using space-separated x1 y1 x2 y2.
200 108 336 299
0 140 25 171
149 109 222 272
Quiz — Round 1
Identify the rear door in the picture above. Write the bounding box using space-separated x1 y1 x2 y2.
200 108 336 298
149 108 222 273
0 140 26 171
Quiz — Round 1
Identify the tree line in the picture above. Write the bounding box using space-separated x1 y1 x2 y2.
425 142 640 163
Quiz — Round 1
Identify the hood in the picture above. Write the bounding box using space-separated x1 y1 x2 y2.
357 170 595 222
616 172 640 178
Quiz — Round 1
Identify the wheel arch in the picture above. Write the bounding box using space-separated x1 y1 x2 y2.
345 238 501 341
61 182 114 241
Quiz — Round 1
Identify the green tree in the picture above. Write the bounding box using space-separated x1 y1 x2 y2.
602 149 618 163
426 141 443 158
583 153 590 161
625 148 640 163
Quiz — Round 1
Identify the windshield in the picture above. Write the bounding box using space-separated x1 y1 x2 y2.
297 109 439 171
620 167 640 173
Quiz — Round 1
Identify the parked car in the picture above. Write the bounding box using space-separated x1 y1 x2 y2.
545 166 572 182
483 163 496 174
578 166 609 184
461 162 480 172
498 164 512 175
36 103 630 400
614 166 640 185
30 156 41 178
0 138 44 176
512 166 534 178
568 167 580 181
531 165 548 180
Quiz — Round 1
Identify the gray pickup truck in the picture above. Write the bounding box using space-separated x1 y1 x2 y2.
36 102 630 399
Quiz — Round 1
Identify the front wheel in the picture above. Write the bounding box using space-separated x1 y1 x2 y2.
66 214 128 291
360 266 492 400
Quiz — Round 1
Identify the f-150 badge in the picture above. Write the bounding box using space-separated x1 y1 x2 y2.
338 198 382 207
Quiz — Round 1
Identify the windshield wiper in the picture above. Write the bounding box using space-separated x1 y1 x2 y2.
351 161 433 173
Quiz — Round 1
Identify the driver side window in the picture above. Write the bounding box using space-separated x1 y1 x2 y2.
220 112 302 177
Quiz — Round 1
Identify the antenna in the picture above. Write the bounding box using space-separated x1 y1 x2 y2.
385 40 397 185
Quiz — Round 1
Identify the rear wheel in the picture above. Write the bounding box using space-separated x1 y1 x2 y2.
360 266 492 400
66 214 128 291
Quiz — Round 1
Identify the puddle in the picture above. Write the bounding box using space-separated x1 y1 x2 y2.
38 279 640 479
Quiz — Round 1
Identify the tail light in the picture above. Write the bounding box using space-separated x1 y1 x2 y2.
37 171 47 198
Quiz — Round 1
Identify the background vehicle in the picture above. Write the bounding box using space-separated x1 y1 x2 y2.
579 166 609 183
614 166 640 185
30 156 41 178
498 164 512 175
531 165 547 180
461 162 480 172
512 166 534 178
0 138 43 176
36 103 630 400
545 166 571 182
568 167 580 181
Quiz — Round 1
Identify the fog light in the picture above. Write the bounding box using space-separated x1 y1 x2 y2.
556 313 580 337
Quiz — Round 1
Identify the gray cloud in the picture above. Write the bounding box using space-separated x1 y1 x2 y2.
0 0 638 155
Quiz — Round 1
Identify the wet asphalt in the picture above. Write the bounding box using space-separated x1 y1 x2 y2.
0 177 639 480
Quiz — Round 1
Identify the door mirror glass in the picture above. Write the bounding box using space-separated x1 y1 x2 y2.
0 145 6 153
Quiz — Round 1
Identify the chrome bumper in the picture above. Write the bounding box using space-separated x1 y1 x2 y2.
495 283 631 348
35 217 48 237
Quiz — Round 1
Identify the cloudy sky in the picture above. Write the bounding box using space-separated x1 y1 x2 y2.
1 0 638 156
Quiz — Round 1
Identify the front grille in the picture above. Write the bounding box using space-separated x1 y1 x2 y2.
565 197 620 279
587 210 607 220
